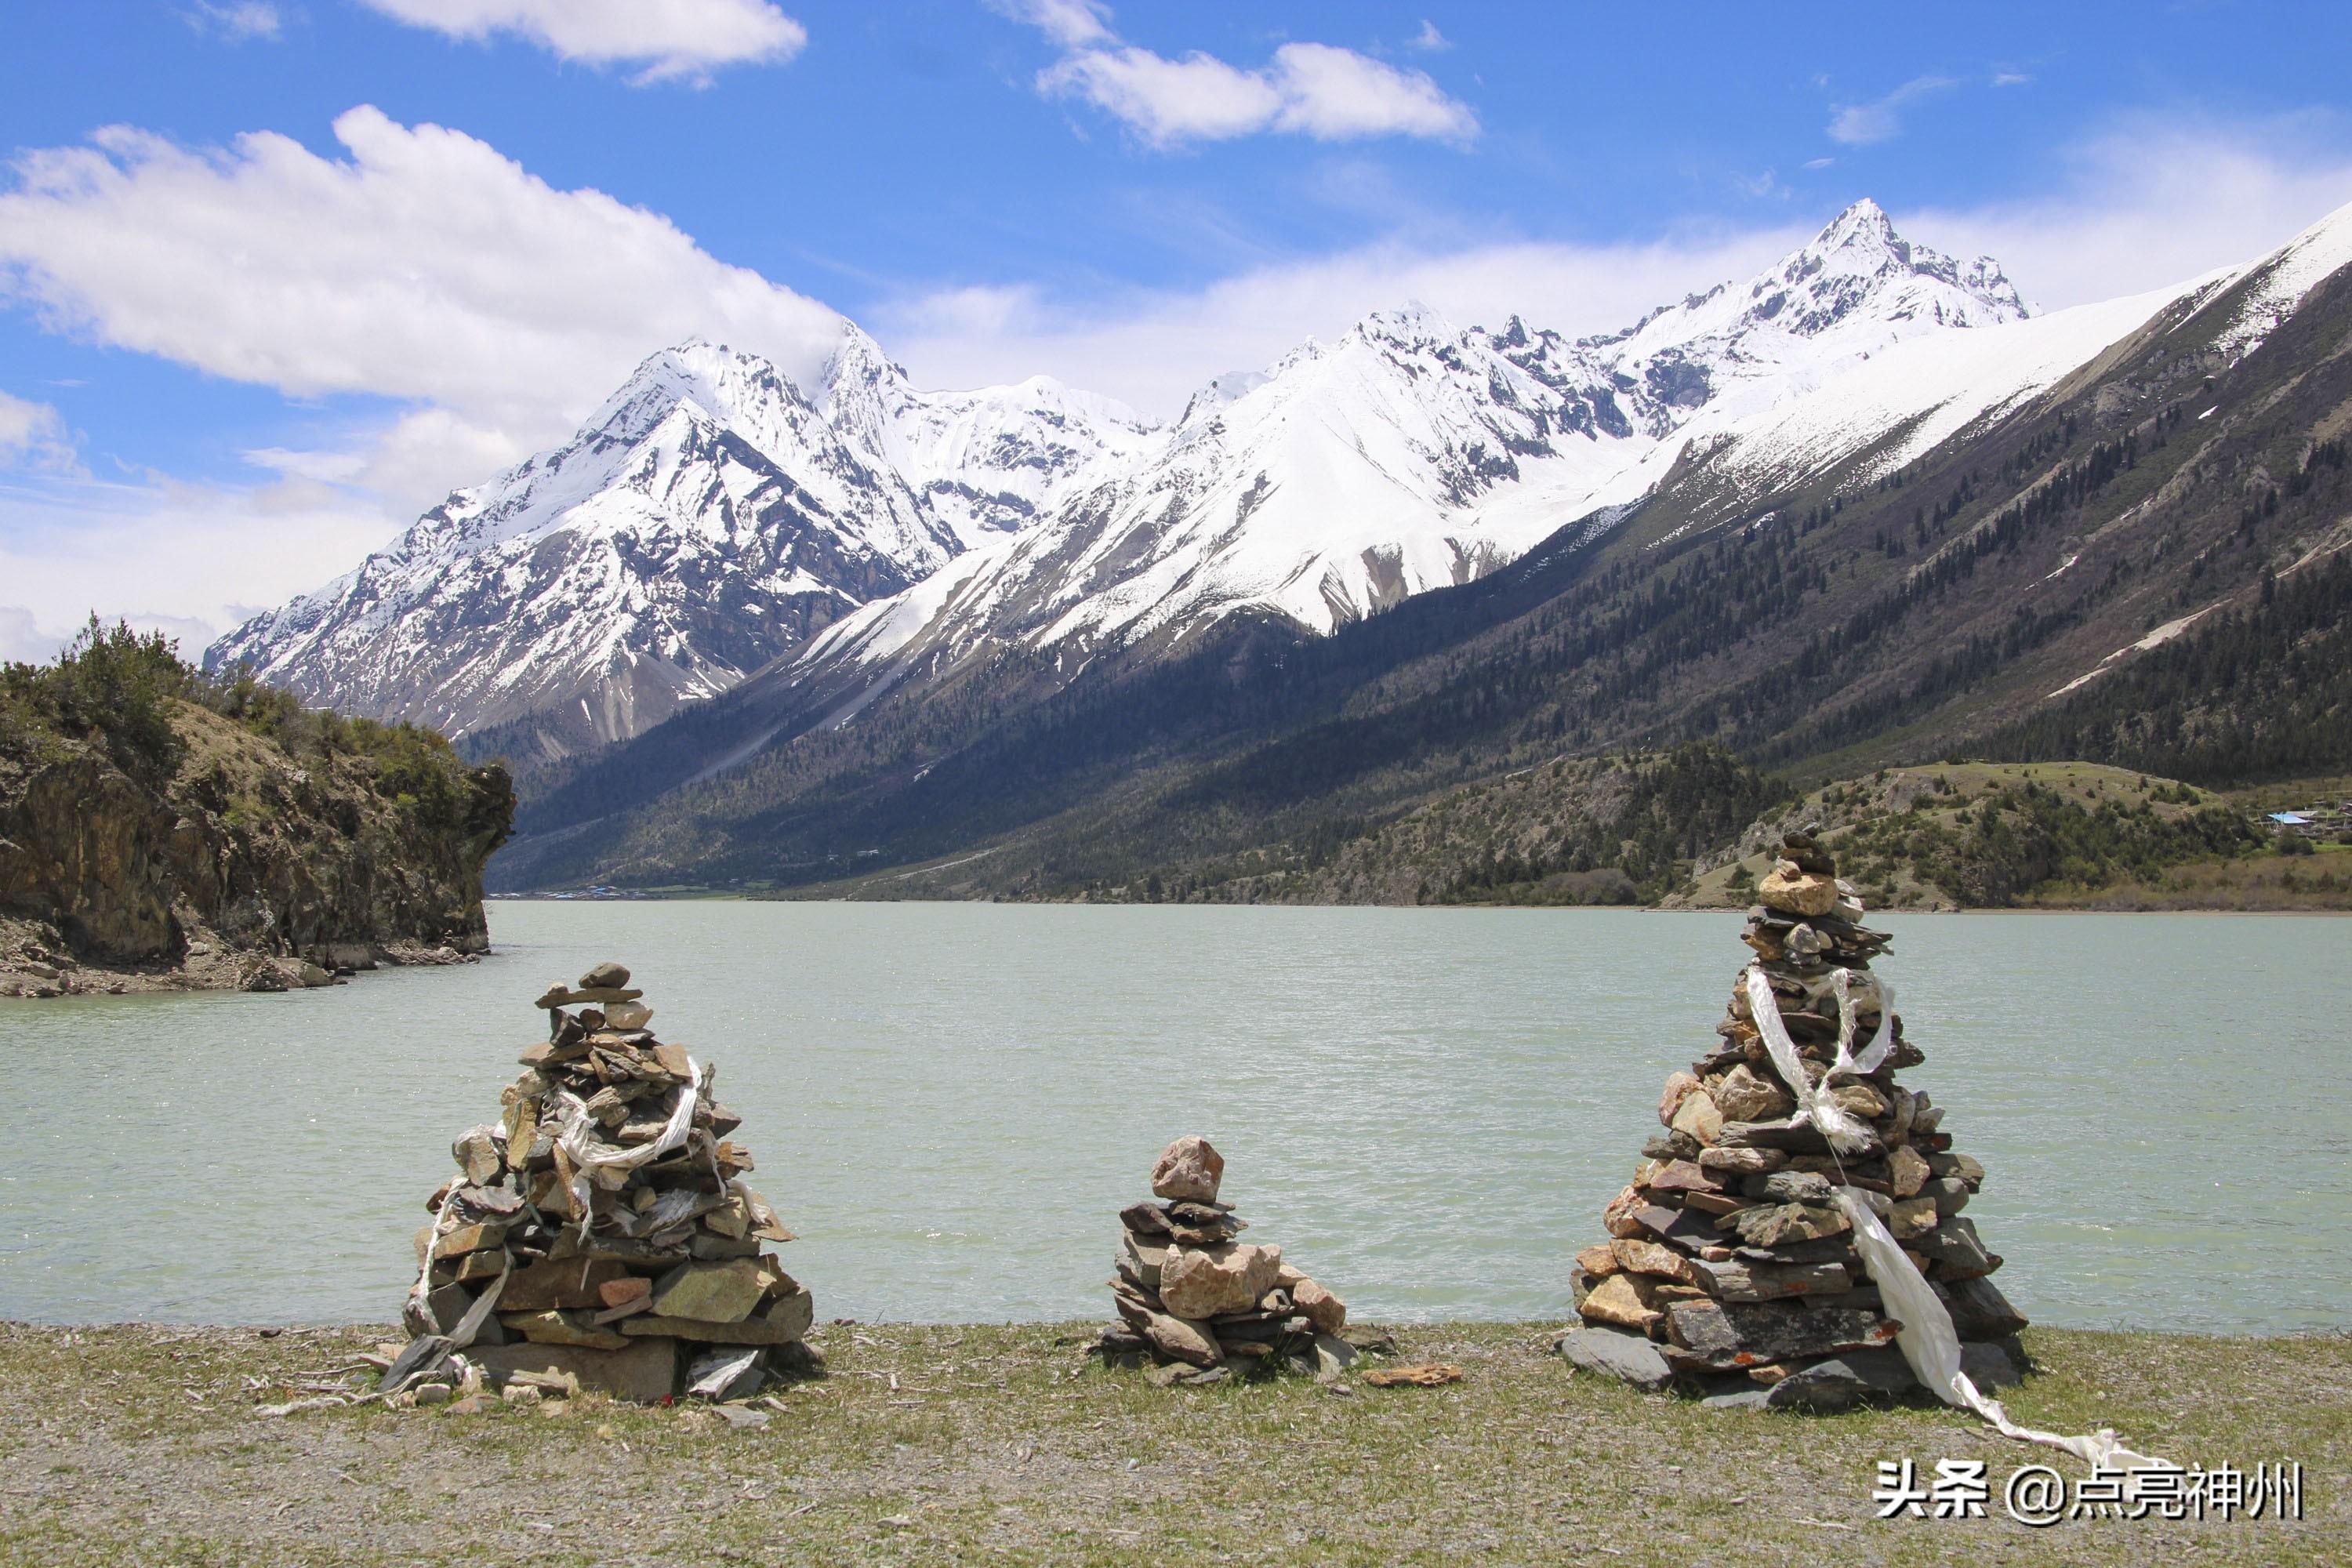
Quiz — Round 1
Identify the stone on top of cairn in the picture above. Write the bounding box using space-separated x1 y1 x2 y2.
1557 829 2030 1410
1094 1136 1356 1387
380 960 819 1410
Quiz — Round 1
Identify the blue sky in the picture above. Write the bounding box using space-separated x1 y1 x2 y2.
5 0 2352 657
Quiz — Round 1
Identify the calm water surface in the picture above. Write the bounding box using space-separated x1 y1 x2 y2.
2 904 2344 1333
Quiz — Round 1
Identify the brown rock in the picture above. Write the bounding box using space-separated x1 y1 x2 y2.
1574 1243 1621 1277
1886 1145 1932 1200
499 1310 631 1351
649 1258 767 1325
1662 1298 1900 1369
1757 866 1839 916
1721 1201 1849 1248
432 1222 506 1260
1577 1272 1670 1334
1291 1276 1346 1334
622 1287 815 1345
1608 1238 1704 1287
1669 1089 1724 1146
1645 1160 1721 1195
1159 1241 1280 1319
1697 1145 1788 1176
471 1338 678 1403
1602 1185 1646 1240
1708 1064 1795 1123
1149 1135 1226 1203
597 1276 652 1310
1657 1071 1704 1127
452 1126 504 1185
1831 1082 1889 1119
1889 1196 1940 1240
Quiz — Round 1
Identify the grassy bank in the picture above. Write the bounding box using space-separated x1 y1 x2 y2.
0 1321 2342 1566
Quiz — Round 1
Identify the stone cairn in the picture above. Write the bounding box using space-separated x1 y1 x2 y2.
381 960 817 1409
1094 1136 1355 1385
1558 829 2030 1410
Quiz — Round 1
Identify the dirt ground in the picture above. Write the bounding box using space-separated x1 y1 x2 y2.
0 1320 2343 1566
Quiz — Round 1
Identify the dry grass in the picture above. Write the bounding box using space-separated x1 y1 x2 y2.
0 1320 2344 1566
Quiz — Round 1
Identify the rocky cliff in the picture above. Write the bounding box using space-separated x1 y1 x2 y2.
0 625 513 996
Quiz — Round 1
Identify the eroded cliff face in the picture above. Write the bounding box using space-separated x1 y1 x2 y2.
0 700 512 995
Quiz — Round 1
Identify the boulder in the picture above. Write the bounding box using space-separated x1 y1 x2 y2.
1942 1276 2029 1339
1149 1135 1225 1203
1669 1089 1724 1145
1697 1145 1788 1176
1556 1325 1675 1392
1721 1201 1849 1249
471 1338 678 1403
499 1256 630 1312
499 1309 631 1351
1683 1258 1851 1302
1709 1064 1795 1123
622 1288 815 1345
1577 1271 1671 1334
1758 866 1839 916
650 1258 768 1325
1609 1238 1705 1288
1737 1171 1835 1204
1661 1299 1901 1370
1886 1145 1932 1199
1657 1071 1704 1127
1158 1241 1279 1319
1290 1276 1346 1334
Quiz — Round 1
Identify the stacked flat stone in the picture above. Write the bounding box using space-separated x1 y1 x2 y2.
1094 1136 1353 1385
383 960 817 1408
1558 829 2030 1410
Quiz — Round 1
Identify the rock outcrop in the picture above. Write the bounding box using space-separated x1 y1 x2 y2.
0 666 512 995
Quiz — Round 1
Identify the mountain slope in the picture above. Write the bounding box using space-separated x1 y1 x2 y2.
493 196 2352 896
795 200 2034 685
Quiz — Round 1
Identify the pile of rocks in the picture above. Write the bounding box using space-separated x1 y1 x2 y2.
382 961 818 1407
1559 829 2029 1410
1095 1136 1353 1385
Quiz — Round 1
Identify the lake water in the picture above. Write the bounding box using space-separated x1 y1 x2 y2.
2 903 2346 1334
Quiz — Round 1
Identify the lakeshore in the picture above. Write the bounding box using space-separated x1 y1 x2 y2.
1 1320 2341 1566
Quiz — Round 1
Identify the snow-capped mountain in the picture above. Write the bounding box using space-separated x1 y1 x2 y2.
208 342 957 750
788 200 2039 685
224 194 2352 779
207 334 1158 752
820 323 1161 547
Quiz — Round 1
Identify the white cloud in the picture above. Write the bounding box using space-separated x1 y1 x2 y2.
1992 71 2033 88
1828 74 1955 147
1900 117 2352 311
989 0 1112 50
877 222 1811 417
1024 5 1474 147
1041 47 1284 146
0 392 78 474
878 118 2352 419
1266 43 1478 143
0 468 395 658
0 106 843 512
1802 157 1835 171
187 2 282 40
358 0 806 82
1408 21 1450 53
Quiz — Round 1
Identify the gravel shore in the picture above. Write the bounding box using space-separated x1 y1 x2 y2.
1 1321 2343 1566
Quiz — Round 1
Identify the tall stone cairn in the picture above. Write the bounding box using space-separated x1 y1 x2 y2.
1094 1136 1356 1386
383 961 818 1408
1558 829 2031 1410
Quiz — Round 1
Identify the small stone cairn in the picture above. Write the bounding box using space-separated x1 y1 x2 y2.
382 961 818 1408
1558 829 2030 1410
1094 1136 1354 1385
